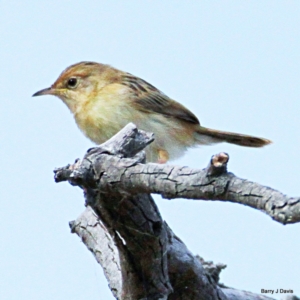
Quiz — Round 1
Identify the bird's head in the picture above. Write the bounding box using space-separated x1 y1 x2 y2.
33 61 115 112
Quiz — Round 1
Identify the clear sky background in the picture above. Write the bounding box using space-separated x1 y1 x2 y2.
1 1 299 299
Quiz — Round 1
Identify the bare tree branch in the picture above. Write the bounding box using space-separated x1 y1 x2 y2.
55 123 299 299
69 206 122 299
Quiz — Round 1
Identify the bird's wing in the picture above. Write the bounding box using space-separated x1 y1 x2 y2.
121 74 200 125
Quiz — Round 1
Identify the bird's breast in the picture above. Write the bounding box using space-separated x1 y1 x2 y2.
73 92 138 144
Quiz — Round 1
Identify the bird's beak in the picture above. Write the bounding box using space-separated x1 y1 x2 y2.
32 87 54 97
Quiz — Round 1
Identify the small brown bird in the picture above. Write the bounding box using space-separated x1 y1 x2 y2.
33 62 271 163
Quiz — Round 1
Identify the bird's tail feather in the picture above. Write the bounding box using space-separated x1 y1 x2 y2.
195 126 271 148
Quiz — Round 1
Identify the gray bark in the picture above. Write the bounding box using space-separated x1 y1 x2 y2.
54 123 299 300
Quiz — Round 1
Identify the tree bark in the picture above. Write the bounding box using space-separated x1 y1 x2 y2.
54 123 299 300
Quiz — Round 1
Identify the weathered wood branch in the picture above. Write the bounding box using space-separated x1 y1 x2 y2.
54 123 299 300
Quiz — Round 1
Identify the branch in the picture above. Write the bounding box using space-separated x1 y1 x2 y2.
55 125 299 225
54 123 299 299
68 206 122 299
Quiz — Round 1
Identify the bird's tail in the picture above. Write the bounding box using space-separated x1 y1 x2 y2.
195 126 271 147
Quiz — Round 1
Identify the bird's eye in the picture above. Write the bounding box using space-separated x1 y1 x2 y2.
67 77 78 88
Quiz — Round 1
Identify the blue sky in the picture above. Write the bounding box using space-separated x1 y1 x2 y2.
1 1 299 299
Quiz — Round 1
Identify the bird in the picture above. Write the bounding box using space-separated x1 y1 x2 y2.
33 62 271 163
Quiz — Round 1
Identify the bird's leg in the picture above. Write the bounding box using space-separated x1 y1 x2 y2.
158 149 169 164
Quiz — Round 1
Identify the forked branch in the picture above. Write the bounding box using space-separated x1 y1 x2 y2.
54 123 299 300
